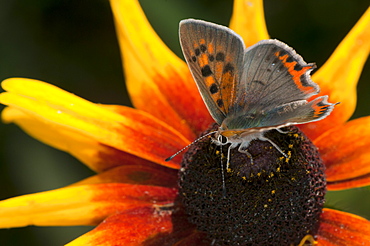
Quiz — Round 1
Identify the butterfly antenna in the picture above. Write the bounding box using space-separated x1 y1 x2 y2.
165 131 217 162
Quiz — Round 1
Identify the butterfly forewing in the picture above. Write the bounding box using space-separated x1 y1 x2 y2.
232 40 319 115
179 19 245 125
222 39 337 130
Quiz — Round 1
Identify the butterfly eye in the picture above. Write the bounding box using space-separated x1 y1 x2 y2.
218 135 228 144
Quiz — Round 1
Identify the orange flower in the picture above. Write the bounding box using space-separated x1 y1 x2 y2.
0 0 369 245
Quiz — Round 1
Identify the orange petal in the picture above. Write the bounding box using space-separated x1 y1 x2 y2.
314 116 370 190
67 205 209 246
316 208 370 245
72 165 178 188
0 78 188 170
300 8 370 140
325 174 370 191
65 206 173 246
229 0 269 46
110 0 212 139
0 183 177 228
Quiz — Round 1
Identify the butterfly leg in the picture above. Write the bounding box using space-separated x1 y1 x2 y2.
226 142 239 170
221 142 238 198
276 127 290 134
237 142 254 165
259 135 288 158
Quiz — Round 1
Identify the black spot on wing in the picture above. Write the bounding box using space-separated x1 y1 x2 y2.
223 63 234 74
278 50 287 57
209 55 214 62
200 44 207 53
209 83 218 94
299 74 311 87
201 65 213 77
286 56 294 63
191 56 197 62
195 48 201 56
294 63 303 71
217 99 224 108
216 52 225 61
315 102 331 115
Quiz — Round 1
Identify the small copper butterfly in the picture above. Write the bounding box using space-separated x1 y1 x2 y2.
167 19 336 165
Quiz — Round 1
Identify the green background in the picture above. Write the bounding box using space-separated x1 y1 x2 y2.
0 0 369 245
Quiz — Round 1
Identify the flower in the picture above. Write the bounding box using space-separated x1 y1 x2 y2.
0 0 369 245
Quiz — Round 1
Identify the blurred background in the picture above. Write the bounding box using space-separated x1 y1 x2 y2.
0 0 369 245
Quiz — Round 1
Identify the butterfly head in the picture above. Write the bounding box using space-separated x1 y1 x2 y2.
213 120 243 145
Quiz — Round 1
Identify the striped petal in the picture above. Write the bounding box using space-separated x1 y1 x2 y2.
66 205 210 246
316 208 370 245
300 8 370 140
110 0 212 139
314 116 370 190
0 78 188 170
0 184 177 228
65 206 173 246
229 0 269 46
72 165 178 188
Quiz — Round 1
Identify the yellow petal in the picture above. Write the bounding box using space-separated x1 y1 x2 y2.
0 78 188 170
2 106 113 172
110 0 185 82
110 0 212 139
229 0 269 46
301 7 370 140
0 184 177 228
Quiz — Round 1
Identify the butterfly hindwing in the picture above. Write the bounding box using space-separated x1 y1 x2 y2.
259 96 336 127
179 19 245 125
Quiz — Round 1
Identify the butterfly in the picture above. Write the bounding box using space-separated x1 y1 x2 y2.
167 19 336 166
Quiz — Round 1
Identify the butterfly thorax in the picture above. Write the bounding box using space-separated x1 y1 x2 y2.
218 128 264 139
217 111 269 144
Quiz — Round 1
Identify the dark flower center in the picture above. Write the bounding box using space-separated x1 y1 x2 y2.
178 124 326 245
